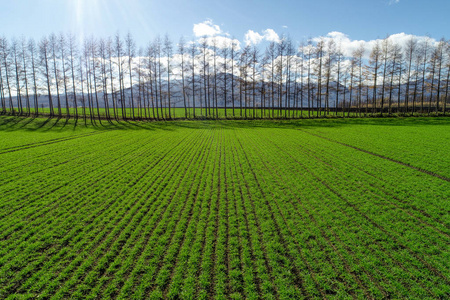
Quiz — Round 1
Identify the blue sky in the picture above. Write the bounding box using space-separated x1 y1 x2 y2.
1 0 448 46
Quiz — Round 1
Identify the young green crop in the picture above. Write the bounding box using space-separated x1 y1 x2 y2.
0 115 449 299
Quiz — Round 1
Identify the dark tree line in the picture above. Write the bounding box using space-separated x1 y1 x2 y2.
0 33 449 121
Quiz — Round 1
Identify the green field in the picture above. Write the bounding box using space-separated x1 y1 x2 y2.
0 116 449 299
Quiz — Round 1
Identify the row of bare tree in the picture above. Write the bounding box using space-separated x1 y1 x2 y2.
0 33 449 120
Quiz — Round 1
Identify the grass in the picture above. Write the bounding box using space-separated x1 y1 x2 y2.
0 115 449 299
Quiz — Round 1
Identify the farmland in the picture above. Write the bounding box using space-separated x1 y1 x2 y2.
0 115 449 299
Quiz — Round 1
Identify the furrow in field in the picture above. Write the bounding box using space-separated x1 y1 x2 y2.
243 130 392 298
276 130 450 247
29 134 199 298
291 128 449 226
222 133 253 299
231 132 311 299
95 129 212 299
241 130 374 299
149 129 217 297
0 129 168 188
275 130 450 272
0 131 105 155
228 134 275 299
268 138 449 296
234 133 326 299
301 137 449 229
127 130 215 299
0 131 171 241
0 131 152 218
300 129 450 182
156 128 223 299
254 133 440 297
64 129 211 299
1 131 199 296
175 132 227 299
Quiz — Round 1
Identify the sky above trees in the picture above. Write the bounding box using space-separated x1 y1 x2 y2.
1 0 448 49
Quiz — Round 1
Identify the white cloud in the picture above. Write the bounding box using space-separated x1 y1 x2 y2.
193 20 240 50
193 19 222 37
263 29 280 43
282 25 288 29
244 30 264 46
244 28 281 46
313 31 438 59
388 0 400 5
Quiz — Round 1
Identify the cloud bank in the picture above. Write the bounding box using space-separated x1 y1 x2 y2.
193 19 222 37
313 31 438 59
244 28 281 46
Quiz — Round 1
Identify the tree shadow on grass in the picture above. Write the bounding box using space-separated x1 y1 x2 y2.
0 115 448 134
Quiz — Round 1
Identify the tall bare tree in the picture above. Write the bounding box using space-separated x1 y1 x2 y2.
353 43 365 117
50 34 62 117
58 34 70 117
28 38 39 116
178 37 188 118
369 40 381 114
189 39 197 118
67 34 79 119
115 33 126 119
125 32 136 119
163 34 173 119
39 37 53 116
12 39 23 114
20 37 31 115
404 37 417 113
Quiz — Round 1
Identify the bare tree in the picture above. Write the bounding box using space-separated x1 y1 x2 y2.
324 39 336 115
79 53 87 122
251 46 259 118
444 40 450 115
89 38 101 121
434 39 445 113
306 40 314 118
125 32 136 119
265 42 276 118
178 36 188 118
12 39 23 114
58 34 70 117
420 37 431 113
285 38 294 118
380 36 391 114
106 37 118 120
115 33 126 119
50 34 62 117
369 40 381 114
348 54 357 117
146 42 157 119
314 38 324 117
99 38 111 120
20 37 31 115
0 38 6 113
189 39 197 118
277 38 286 116
28 38 39 116
163 34 173 119
67 34 79 119
199 37 209 117
39 37 53 116
404 37 417 113
334 43 343 116
353 43 365 117
388 42 402 115
221 41 229 118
